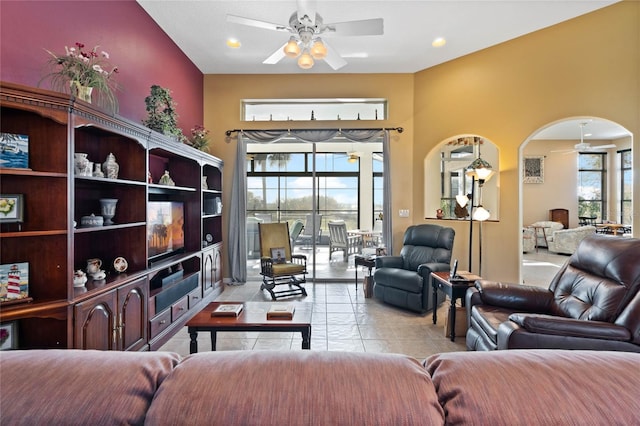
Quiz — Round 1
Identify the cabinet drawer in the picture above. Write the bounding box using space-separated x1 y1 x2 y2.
171 296 189 322
150 310 171 339
188 288 202 309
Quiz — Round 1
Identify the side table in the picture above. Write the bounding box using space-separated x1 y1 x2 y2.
354 255 375 295
430 271 481 342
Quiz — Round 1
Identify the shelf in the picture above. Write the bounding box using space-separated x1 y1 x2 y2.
203 189 222 194
0 169 67 178
0 229 67 238
75 175 146 186
74 221 146 234
148 183 197 193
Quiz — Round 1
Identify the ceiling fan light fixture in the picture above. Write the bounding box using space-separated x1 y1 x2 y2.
297 49 314 69
310 39 327 59
348 154 358 163
283 37 301 58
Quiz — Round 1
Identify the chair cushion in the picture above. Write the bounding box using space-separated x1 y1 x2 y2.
271 263 305 276
374 268 424 293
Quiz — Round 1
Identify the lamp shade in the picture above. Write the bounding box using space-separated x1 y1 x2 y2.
283 38 301 58
465 156 495 182
297 50 314 69
473 206 491 221
456 194 469 208
310 39 327 59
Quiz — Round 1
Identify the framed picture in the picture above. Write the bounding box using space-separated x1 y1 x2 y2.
0 194 24 223
0 133 29 169
523 156 544 184
0 321 18 350
270 247 286 264
0 262 29 302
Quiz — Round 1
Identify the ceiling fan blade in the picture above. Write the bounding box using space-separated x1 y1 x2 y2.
322 18 384 37
592 144 617 149
227 14 289 33
263 42 288 65
322 40 347 70
297 0 317 27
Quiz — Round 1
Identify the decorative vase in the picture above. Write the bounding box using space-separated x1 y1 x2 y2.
93 163 104 178
74 153 89 175
201 176 208 189
103 153 119 179
72 82 93 103
100 198 118 225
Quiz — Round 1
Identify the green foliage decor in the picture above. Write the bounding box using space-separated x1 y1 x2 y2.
142 85 185 141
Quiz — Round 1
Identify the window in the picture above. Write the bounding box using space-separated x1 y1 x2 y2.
578 152 607 221
247 152 360 230
619 149 632 224
242 98 387 121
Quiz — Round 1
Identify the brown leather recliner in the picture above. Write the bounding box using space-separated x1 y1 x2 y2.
466 234 640 352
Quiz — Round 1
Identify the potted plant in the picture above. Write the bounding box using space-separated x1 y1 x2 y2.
142 85 185 141
188 125 210 152
40 42 119 112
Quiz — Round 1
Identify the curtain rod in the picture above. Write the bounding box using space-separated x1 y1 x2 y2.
224 127 403 137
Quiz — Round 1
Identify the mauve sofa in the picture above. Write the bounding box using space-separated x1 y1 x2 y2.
1 349 639 425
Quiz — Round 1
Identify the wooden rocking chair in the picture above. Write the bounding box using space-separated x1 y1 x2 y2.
258 222 308 300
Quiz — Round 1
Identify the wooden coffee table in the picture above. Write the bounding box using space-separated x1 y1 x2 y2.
186 301 312 353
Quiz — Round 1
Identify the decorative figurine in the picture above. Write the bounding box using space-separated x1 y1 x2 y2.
159 170 175 186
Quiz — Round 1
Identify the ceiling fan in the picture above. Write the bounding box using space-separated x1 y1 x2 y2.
226 0 383 70
551 122 617 154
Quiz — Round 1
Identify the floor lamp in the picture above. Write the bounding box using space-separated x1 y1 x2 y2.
462 156 494 275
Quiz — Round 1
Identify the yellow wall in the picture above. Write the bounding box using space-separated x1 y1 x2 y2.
204 1 639 283
414 1 639 282
203 74 415 275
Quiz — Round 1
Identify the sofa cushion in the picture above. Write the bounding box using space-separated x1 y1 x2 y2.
0 349 181 426
424 350 640 426
146 350 445 426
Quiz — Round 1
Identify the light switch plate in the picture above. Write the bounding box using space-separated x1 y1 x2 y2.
399 209 409 217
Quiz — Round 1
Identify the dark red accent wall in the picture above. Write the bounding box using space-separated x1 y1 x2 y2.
0 0 203 132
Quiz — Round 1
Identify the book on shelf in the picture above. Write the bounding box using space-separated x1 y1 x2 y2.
211 304 244 317
267 304 295 319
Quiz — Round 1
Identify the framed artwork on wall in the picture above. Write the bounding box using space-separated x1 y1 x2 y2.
524 156 544 184
0 133 29 170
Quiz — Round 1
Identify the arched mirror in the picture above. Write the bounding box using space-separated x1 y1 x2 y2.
425 135 500 220
521 117 633 285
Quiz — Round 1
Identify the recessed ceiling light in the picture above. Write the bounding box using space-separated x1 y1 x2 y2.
226 38 241 48
432 37 446 48
584 133 593 137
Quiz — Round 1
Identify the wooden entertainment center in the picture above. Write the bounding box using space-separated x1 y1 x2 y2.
0 82 223 351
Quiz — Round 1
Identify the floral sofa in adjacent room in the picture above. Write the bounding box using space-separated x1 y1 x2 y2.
547 225 597 254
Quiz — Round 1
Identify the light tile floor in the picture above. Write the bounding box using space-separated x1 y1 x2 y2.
159 250 565 358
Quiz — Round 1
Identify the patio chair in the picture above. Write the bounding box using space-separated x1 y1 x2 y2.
328 220 362 262
298 214 323 249
289 220 305 252
258 222 307 300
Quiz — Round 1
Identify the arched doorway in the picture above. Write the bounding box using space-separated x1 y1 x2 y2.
519 117 633 285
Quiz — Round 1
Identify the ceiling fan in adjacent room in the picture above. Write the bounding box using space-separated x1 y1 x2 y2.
226 0 383 70
551 121 617 154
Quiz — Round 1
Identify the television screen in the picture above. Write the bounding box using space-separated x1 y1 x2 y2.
148 201 185 260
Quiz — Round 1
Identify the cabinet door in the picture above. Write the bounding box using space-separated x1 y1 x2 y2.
212 244 223 290
202 248 215 297
74 290 117 350
117 278 148 351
